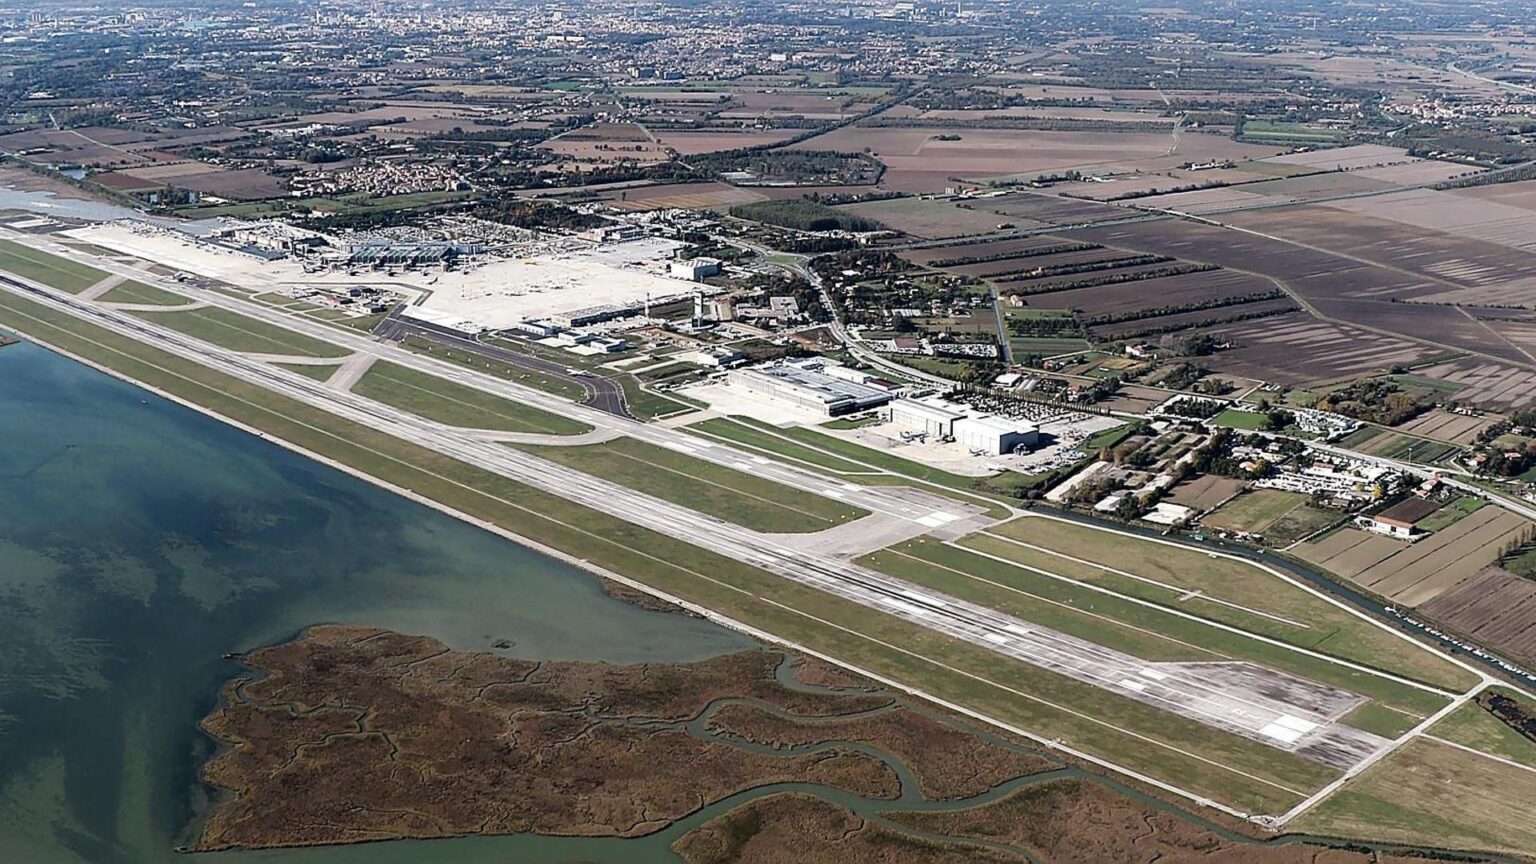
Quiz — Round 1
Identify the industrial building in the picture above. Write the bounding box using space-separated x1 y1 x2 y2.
885 397 1039 455
670 257 722 281
954 413 1039 455
888 397 967 438
728 359 894 416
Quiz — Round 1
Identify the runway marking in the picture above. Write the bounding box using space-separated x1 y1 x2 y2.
0 283 1327 814
752 595 1315 800
886 548 1227 659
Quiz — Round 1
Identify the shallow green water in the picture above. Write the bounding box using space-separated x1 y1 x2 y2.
0 342 752 863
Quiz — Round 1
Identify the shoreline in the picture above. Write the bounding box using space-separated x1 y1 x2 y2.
0 323 1282 826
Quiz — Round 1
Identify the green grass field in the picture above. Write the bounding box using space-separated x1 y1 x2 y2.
979 516 1478 694
1429 689 1536 769
0 288 1344 815
95 280 192 307
1201 489 1307 534
271 362 341 383
352 360 591 436
133 306 351 358
1416 496 1485 533
399 335 588 402
865 536 1452 715
1294 738 1536 857
1339 701 1422 739
1202 490 1340 545
517 435 869 533
1210 408 1269 431
687 417 1018 519
613 374 697 421
0 238 109 294
688 417 875 474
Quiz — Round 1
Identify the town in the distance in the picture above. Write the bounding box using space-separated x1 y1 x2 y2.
1 1 1535 862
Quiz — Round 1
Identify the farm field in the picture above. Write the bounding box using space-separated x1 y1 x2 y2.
837 196 1019 239
1200 313 1441 385
1296 507 1532 607
1411 357 1536 410
1336 428 1461 464
351 360 593 436
1200 489 1308 533
0 238 109 294
1163 473 1245 511
1421 567 1536 668
1062 215 1536 378
1220 204 1536 307
131 305 351 358
1294 738 1536 858
1390 408 1494 446
515 435 870 534
788 127 1279 193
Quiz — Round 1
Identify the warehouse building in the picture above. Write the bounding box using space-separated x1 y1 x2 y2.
885 397 1039 454
887 398 967 438
954 414 1039 455
669 257 722 281
728 359 893 416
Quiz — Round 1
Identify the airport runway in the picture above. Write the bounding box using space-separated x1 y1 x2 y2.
0 271 1405 777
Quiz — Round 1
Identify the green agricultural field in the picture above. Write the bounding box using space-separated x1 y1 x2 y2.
1202 489 1339 544
0 238 109 294
1210 408 1270 431
1416 496 1485 533
0 288 1337 816
517 435 868 533
133 306 351 358
1010 336 1091 356
864 537 1451 715
95 280 192 307
1202 489 1307 535
978 516 1478 694
352 360 591 435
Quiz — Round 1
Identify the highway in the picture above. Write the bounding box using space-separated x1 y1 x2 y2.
0 268 1416 787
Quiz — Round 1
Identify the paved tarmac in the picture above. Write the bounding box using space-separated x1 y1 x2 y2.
0 271 1407 776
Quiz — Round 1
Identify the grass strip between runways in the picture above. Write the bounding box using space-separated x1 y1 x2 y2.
0 289 1337 815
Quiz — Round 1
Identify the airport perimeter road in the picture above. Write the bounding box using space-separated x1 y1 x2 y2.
0 274 1447 798
373 311 634 418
